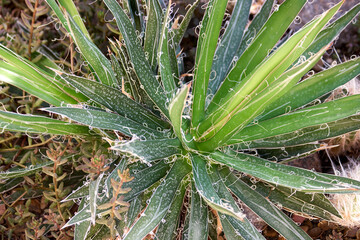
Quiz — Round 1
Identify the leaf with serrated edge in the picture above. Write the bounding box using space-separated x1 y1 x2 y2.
123 158 191 240
302 3 360 62
188 181 208 240
208 165 264 240
228 95 360 145
60 73 170 130
220 214 265 240
158 2 177 99
208 0 252 96
190 153 245 221
42 107 164 139
111 138 182 162
144 0 162 70
67 15 116 86
172 0 200 47
89 173 103 225
220 168 311 240
156 179 187 240
238 175 341 220
74 198 91 240
210 150 360 193
104 0 169 117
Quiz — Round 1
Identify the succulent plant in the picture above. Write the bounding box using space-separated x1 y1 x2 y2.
1 0 360 239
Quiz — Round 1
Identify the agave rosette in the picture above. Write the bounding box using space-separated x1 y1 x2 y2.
1 0 360 239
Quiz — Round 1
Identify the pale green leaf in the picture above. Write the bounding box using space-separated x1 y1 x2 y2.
169 83 191 143
191 0 228 129
207 0 307 116
259 58 360 121
229 95 360 145
233 115 360 149
0 110 91 136
208 0 252 95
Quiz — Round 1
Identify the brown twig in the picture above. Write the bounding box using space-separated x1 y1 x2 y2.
0 191 28 222
0 136 56 152
70 37 74 72
28 0 39 60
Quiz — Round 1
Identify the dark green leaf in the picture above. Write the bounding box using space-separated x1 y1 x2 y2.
111 138 182 162
64 160 171 227
67 15 116 86
61 73 170 130
188 182 208 240
220 168 311 240
190 153 244 220
238 176 341 220
42 107 164 139
156 179 187 240
208 166 264 240
158 3 177 99
123 158 191 240
144 0 162 70
210 150 360 193
172 0 200 47
104 0 169 117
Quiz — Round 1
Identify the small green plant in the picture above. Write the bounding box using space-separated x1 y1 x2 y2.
1 0 360 239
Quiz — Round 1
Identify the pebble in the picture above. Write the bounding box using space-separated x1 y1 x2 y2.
346 228 358 238
300 225 310 232
308 227 322 238
263 227 278 238
318 220 330 231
